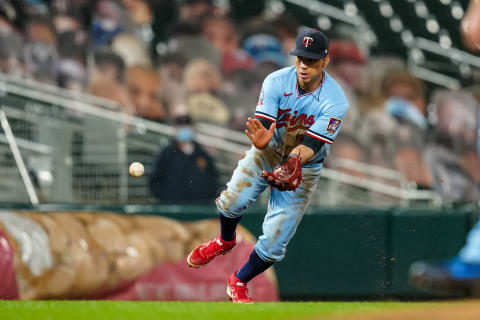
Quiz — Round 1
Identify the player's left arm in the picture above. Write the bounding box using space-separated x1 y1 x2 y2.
289 144 315 165
290 103 349 164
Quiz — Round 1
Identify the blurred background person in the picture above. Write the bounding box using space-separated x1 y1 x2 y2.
327 39 367 96
111 33 152 67
357 56 406 173
425 89 479 205
0 32 25 77
381 69 432 189
183 59 230 125
56 29 89 91
90 0 125 48
92 49 126 82
186 93 230 126
165 21 221 68
23 16 59 84
322 133 371 207
126 65 168 122
52 11 84 35
242 33 286 76
202 16 254 76
88 49 134 114
270 14 299 67
149 114 219 204
326 133 367 179
326 38 367 139
121 0 154 45
179 0 216 26
183 58 223 96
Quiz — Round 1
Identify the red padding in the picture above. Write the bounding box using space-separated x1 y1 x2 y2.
103 240 279 301
0 229 19 300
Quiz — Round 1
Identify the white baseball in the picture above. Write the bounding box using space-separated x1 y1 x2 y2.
129 162 144 177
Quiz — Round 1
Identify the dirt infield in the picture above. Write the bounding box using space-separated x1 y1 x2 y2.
325 300 480 320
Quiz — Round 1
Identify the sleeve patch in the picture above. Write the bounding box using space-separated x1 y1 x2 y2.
326 117 342 134
257 90 264 106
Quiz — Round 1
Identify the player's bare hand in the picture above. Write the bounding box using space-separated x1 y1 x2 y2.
244 118 276 150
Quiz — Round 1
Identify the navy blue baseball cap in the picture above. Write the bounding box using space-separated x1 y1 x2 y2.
289 29 329 60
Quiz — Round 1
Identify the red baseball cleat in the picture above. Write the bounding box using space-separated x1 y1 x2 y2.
227 273 253 304
187 235 236 268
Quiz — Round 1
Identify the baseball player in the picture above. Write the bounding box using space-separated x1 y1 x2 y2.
187 29 349 303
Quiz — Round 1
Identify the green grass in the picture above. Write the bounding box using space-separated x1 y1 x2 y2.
0 301 436 320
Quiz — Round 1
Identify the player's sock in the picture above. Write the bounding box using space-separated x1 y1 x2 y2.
219 214 241 241
235 249 274 283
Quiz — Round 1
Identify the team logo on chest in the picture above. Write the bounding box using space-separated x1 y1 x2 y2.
277 108 315 131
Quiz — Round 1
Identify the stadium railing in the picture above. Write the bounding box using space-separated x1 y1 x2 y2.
0 72 440 207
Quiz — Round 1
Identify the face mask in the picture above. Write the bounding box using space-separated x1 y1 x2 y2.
176 127 194 142
91 18 122 46
384 97 427 130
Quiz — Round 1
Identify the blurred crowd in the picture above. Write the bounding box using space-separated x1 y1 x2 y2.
0 0 479 205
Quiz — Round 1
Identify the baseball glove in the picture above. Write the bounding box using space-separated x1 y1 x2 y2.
261 154 302 191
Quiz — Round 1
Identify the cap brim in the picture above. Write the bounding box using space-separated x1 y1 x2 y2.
289 49 327 60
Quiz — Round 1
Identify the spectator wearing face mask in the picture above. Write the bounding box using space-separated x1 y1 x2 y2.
24 17 59 83
91 0 125 48
381 69 432 189
149 115 219 204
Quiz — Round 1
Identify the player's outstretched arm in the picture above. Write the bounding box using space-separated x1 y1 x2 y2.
244 118 276 150
290 144 315 165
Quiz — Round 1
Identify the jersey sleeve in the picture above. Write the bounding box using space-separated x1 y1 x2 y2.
305 103 349 144
254 75 280 123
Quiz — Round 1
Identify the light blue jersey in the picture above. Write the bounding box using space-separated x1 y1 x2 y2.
255 66 349 166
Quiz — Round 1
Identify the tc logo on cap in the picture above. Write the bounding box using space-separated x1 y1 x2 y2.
302 37 313 48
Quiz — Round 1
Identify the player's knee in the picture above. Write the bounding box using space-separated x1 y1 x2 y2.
215 191 248 218
265 249 286 262
255 242 286 263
